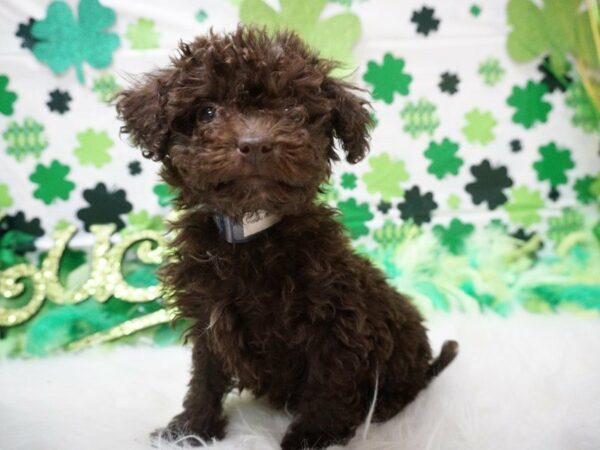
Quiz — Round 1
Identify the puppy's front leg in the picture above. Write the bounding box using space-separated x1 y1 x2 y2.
280 344 368 450
156 335 232 445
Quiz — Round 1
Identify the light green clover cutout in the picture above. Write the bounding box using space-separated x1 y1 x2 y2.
506 0 597 77
424 138 463 179
336 198 373 239
400 98 439 139
74 129 114 168
362 153 409 201
507 81 552 129
478 58 505 86
0 184 13 211
125 18 160 50
363 54 412 104
32 0 120 83
29 160 76 205
240 0 361 77
503 186 544 227
3 117 48 161
0 75 18 116
462 109 496 145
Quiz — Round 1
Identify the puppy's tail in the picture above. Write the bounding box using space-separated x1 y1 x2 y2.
427 340 458 380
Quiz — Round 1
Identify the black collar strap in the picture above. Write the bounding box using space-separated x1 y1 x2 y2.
213 211 282 243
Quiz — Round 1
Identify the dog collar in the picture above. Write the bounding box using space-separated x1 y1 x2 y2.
213 210 281 243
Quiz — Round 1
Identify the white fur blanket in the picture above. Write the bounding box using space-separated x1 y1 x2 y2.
2 313 600 450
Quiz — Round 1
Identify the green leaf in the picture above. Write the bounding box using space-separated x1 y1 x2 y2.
32 0 120 83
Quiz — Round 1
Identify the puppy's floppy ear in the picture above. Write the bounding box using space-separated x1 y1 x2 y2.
323 77 373 164
115 69 175 161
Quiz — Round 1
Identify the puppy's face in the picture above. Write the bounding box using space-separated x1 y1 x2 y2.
117 28 372 218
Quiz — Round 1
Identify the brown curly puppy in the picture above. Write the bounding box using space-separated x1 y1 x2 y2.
116 27 458 450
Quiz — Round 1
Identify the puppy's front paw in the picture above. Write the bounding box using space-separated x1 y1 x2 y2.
151 412 227 446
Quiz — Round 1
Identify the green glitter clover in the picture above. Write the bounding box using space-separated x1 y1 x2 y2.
462 109 496 145
362 153 409 201
29 160 75 205
363 53 412 104
74 129 113 168
507 80 552 129
424 138 463 179
400 98 439 138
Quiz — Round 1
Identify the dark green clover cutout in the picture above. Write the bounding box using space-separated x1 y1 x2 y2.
433 218 474 255
533 142 575 188
336 198 373 239
424 138 463 179
32 0 120 83
363 53 412 104
507 80 552 129
0 75 18 116
240 0 361 78
29 160 75 205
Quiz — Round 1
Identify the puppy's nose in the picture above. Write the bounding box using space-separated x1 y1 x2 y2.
237 135 272 163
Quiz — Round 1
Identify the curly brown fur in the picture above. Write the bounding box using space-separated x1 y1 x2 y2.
117 27 457 450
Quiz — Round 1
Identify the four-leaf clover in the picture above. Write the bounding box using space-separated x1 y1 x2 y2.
0 75 18 116
74 128 114 168
363 53 412 104
503 186 544 227
125 18 160 50
424 138 463 179
507 80 552 128
362 153 409 201
462 109 496 145
29 160 76 205
336 198 373 239
533 142 574 188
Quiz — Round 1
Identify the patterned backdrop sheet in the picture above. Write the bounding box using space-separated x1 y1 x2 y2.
0 0 599 357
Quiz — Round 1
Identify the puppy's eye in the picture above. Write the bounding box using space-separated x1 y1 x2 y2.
198 106 216 122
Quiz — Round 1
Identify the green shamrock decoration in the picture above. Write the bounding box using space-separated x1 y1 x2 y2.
507 81 552 128
31 0 120 83
3 117 48 161
240 0 361 78
503 186 544 227
0 183 13 211
29 160 76 205
433 218 474 255
126 210 165 232
424 138 463 179
340 172 357 190
548 207 584 246
153 183 176 207
573 175 597 205
195 9 208 22
373 220 421 248
565 82 600 134
533 142 574 188
125 18 160 50
363 53 412 104
400 98 439 138
506 0 597 78
74 129 113 168
0 75 18 116
336 198 373 239
362 153 409 201
462 109 496 145
478 58 505 86
92 73 121 103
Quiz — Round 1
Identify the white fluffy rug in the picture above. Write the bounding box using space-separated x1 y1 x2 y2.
2 313 600 450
